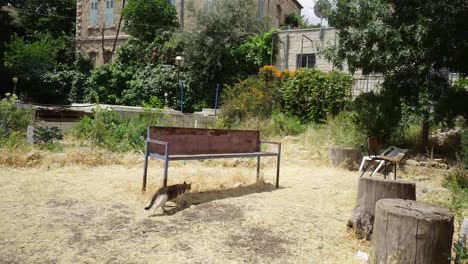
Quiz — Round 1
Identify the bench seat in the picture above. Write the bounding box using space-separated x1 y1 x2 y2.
142 127 281 192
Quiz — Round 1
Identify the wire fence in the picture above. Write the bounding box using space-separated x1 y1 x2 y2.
352 74 384 97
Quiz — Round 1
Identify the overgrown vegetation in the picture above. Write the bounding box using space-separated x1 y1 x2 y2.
73 106 164 152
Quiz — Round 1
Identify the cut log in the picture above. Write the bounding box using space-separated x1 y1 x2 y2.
330 147 362 170
347 177 416 239
372 199 453 264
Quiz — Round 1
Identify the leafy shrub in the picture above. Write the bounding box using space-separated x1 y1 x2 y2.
462 129 468 170
33 126 63 144
282 68 353 122
85 64 136 105
0 95 31 138
73 106 164 152
221 77 275 125
239 28 279 67
73 107 129 152
122 64 192 109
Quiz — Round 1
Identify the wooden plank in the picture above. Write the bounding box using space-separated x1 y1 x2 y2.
149 152 279 160
148 127 260 155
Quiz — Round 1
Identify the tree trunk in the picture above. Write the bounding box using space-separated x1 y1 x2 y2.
421 116 429 147
372 199 453 264
347 177 416 239
330 147 362 171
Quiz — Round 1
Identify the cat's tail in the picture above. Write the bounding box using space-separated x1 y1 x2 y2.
145 193 168 211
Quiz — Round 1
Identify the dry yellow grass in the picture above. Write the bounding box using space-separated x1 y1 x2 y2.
0 139 452 263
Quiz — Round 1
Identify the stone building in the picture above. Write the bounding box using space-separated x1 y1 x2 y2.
275 27 384 96
75 0 303 66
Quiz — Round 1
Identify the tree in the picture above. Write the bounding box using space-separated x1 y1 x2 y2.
327 0 468 145
14 0 76 38
4 34 66 102
184 0 264 108
122 0 178 42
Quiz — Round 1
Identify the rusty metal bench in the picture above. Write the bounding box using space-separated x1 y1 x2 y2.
142 126 281 192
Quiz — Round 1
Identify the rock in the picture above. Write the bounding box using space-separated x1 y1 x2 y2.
414 176 430 181
354 250 369 262
419 161 428 167
405 159 419 166
439 163 449 170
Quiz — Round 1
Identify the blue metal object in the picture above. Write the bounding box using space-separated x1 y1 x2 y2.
180 81 184 113
214 84 220 115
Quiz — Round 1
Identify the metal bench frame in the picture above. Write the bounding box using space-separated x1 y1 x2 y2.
142 127 281 192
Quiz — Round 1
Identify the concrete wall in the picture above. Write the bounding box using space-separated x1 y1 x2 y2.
275 27 341 72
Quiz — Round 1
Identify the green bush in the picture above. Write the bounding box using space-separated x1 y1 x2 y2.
221 76 276 125
33 126 63 144
0 95 31 138
351 91 401 143
282 68 353 122
73 106 164 152
463 129 468 170
122 64 192 109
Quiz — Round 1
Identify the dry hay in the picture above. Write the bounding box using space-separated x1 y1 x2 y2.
0 137 453 263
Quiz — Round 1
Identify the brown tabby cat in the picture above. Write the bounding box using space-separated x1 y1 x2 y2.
145 181 191 214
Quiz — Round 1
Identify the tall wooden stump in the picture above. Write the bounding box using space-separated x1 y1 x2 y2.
348 177 416 239
330 147 362 170
372 199 453 264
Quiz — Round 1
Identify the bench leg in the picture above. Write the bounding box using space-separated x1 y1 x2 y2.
142 142 149 193
256 156 260 181
163 158 169 187
276 144 281 188
163 144 169 187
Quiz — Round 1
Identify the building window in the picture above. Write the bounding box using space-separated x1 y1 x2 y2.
105 0 114 25
103 51 113 64
297 54 316 68
204 0 214 9
167 0 176 6
90 0 98 26
258 0 264 18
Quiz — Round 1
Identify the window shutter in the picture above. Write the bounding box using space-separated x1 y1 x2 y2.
90 0 98 26
105 0 114 25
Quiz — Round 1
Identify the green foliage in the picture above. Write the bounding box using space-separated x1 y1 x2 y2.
184 0 263 107
463 129 468 170
123 0 178 42
239 28 278 67
85 63 136 105
284 14 300 28
221 76 275 125
33 126 63 144
73 106 164 152
328 111 367 149
14 0 76 38
122 64 192 108
351 91 401 142
326 0 468 145
0 94 31 138
282 68 353 123
4 34 67 102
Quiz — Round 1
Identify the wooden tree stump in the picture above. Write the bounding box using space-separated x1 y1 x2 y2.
347 177 416 239
330 147 362 170
372 199 453 264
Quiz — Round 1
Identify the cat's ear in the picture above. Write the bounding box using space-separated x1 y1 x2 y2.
183 181 186 184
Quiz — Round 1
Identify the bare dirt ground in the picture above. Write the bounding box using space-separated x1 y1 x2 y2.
0 143 449 263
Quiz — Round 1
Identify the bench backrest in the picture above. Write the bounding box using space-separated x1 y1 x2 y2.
147 126 260 155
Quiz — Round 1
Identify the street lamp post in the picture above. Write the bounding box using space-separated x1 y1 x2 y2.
12 77 18 95
175 55 185 113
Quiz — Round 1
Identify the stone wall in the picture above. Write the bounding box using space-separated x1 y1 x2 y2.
76 0 302 64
